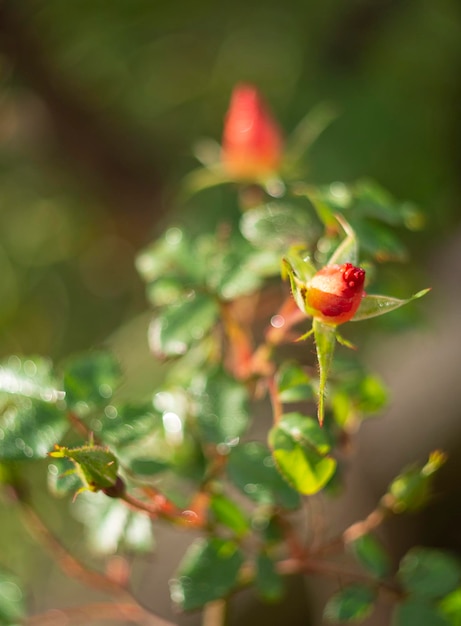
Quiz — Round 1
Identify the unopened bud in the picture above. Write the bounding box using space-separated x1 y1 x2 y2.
306 263 365 325
222 83 283 180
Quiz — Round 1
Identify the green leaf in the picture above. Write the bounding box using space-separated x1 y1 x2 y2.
74 491 154 555
91 402 161 448
135 227 195 284
169 538 244 610
240 202 319 251
0 356 63 403
49 444 119 494
150 293 219 357
0 569 25 625
0 356 67 460
127 458 171 476
146 275 187 307
284 102 338 168
348 534 391 579
276 362 314 403
192 368 249 445
47 456 83 497
392 600 451 626
227 441 300 509
352 289 430 322
439 588 461 625
207 247 264 300
350 218 407 262
209 493 250 537
268 412 336 495
324 584 376 623
63 351 121 410
255 552 284 602
313 319 337 426
398 548 461 600
0 398 67 460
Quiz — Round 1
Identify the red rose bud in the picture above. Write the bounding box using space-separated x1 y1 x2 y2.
307 263 365 325
222 83 283 180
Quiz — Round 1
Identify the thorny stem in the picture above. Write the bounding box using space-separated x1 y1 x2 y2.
121 490 207 529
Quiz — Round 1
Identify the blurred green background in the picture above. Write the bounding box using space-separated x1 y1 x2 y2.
1 0 461 624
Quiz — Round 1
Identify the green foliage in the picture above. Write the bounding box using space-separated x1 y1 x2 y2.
63 351 121 410
0 356 67 460
0 569 25 626
0 72 452 626
347 534 391 579
255 551 285 602
227 441 300 509
397 548 461 600
323 584 376 623
392 600 451 626
169 538 244 610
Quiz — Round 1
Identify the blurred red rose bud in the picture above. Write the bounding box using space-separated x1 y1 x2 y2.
222 83 283 180
307 263 365 325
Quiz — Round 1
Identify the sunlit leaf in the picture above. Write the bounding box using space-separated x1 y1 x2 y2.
0 398 67 460
268 412 336 495
169 537 244 610
439 588 461 626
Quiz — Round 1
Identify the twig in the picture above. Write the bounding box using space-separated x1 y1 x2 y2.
202 599 226 626
24 602 173 626
16 492 175 626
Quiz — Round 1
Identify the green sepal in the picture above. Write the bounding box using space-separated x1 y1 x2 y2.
352 289 430 322
49 443 119 496
313 319 337 426
326 214 359 267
